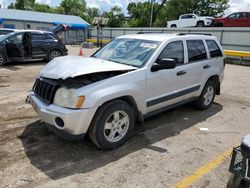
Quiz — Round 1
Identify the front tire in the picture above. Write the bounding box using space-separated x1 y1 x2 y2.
88 100 135 150
195 80 216 110
0 53 6 66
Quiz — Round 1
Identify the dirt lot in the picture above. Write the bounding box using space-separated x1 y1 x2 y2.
1 46 250 188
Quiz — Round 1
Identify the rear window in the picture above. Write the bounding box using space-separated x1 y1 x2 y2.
187 40 207 62
206 40 223 58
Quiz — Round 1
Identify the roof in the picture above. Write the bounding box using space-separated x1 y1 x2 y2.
0 9 89 28
118 33 216 42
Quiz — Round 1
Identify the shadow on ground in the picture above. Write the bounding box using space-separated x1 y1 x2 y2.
20 102 222 180
0 60 46 71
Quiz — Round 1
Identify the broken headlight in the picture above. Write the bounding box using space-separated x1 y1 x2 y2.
53 87 84 109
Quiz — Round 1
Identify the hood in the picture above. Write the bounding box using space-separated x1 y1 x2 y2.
39 56 137 80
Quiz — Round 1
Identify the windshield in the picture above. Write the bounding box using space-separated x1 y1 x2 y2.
92 38 160 67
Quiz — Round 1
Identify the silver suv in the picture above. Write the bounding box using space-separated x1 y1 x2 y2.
27 33 225 149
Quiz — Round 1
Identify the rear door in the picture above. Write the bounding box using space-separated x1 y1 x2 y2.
235 13 248 26
31 33 57 58
182 39 209 100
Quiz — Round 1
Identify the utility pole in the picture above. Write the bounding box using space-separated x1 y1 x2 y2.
150 0 154 27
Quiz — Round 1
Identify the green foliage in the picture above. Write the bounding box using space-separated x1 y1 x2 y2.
127 2 153 27
59 0 87 16
6 0 230 27
85 7 101 23
104 6 125 27
127 0 229 27
8 0 35 10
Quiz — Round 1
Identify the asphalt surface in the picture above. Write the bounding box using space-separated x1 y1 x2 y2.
0 46 250 188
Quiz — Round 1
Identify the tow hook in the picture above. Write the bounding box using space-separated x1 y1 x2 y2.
25 93 31 104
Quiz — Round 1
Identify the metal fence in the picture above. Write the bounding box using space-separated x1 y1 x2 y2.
89 27 250 52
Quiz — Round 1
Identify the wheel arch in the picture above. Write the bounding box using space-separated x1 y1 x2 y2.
0 50 8 62
208 75 220 95
96 95 141 121
197 20 205 26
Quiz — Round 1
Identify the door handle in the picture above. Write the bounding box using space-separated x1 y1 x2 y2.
203 64 211 69
177 70 186 76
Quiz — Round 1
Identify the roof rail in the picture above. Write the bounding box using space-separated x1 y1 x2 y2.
137 31 165 34
178 33 212 36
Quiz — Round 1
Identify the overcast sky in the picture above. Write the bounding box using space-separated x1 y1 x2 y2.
1 0 250 16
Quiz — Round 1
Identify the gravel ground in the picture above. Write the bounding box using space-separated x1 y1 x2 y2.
0 46 250 188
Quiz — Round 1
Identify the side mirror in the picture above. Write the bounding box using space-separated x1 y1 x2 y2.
151 58 177 72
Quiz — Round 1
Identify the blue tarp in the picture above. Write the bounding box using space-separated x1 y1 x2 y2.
53 22 89 29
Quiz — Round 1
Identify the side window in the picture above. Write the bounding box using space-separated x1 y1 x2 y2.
32 34 44 41
187 40 207 62
32 34 55 41
158 41 184 65
228 13 236 19
206 40 223 58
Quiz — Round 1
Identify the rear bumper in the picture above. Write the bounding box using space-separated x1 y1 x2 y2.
28 93 97 140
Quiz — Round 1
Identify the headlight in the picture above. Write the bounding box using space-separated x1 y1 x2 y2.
54 87 85 109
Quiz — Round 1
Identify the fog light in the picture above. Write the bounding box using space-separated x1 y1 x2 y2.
55 117 64 128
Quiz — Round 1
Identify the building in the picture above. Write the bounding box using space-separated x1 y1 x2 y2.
0 8 90 44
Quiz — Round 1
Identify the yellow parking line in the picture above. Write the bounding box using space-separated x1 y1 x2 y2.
174 148 232 188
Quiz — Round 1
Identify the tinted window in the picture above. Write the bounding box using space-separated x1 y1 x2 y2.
158 41 184 65
228 13 236 19
206 40 223 58
187 40 207 62
181 15 194 19
31 34 54 41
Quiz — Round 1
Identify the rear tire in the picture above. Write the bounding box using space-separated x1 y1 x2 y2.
47 50 62 61
88 100 135 150
195 80 216 110
0 53 6 66
197 21 205 27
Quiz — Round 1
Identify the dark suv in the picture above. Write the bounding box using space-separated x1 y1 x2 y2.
0 26 68 66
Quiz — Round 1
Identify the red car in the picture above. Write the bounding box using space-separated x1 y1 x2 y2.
212 12 250 27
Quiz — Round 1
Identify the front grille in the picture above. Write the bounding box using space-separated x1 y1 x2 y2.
33 78 58 104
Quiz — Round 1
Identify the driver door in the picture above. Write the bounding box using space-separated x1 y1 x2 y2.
145 41 191 113
6 33 24 59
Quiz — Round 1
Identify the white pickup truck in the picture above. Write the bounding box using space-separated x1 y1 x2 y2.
167 14 213 28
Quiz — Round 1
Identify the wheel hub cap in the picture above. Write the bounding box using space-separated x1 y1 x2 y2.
203 86 214 106
104 110 129 143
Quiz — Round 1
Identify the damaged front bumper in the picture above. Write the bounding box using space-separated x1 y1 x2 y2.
26 92 97 141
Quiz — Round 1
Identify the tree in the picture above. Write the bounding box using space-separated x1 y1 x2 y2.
127 2 153 27
193 0 229 17
59 0 87 17
104 6 125 27
153 0 229 26
85 7 101 23
8 0 35 10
